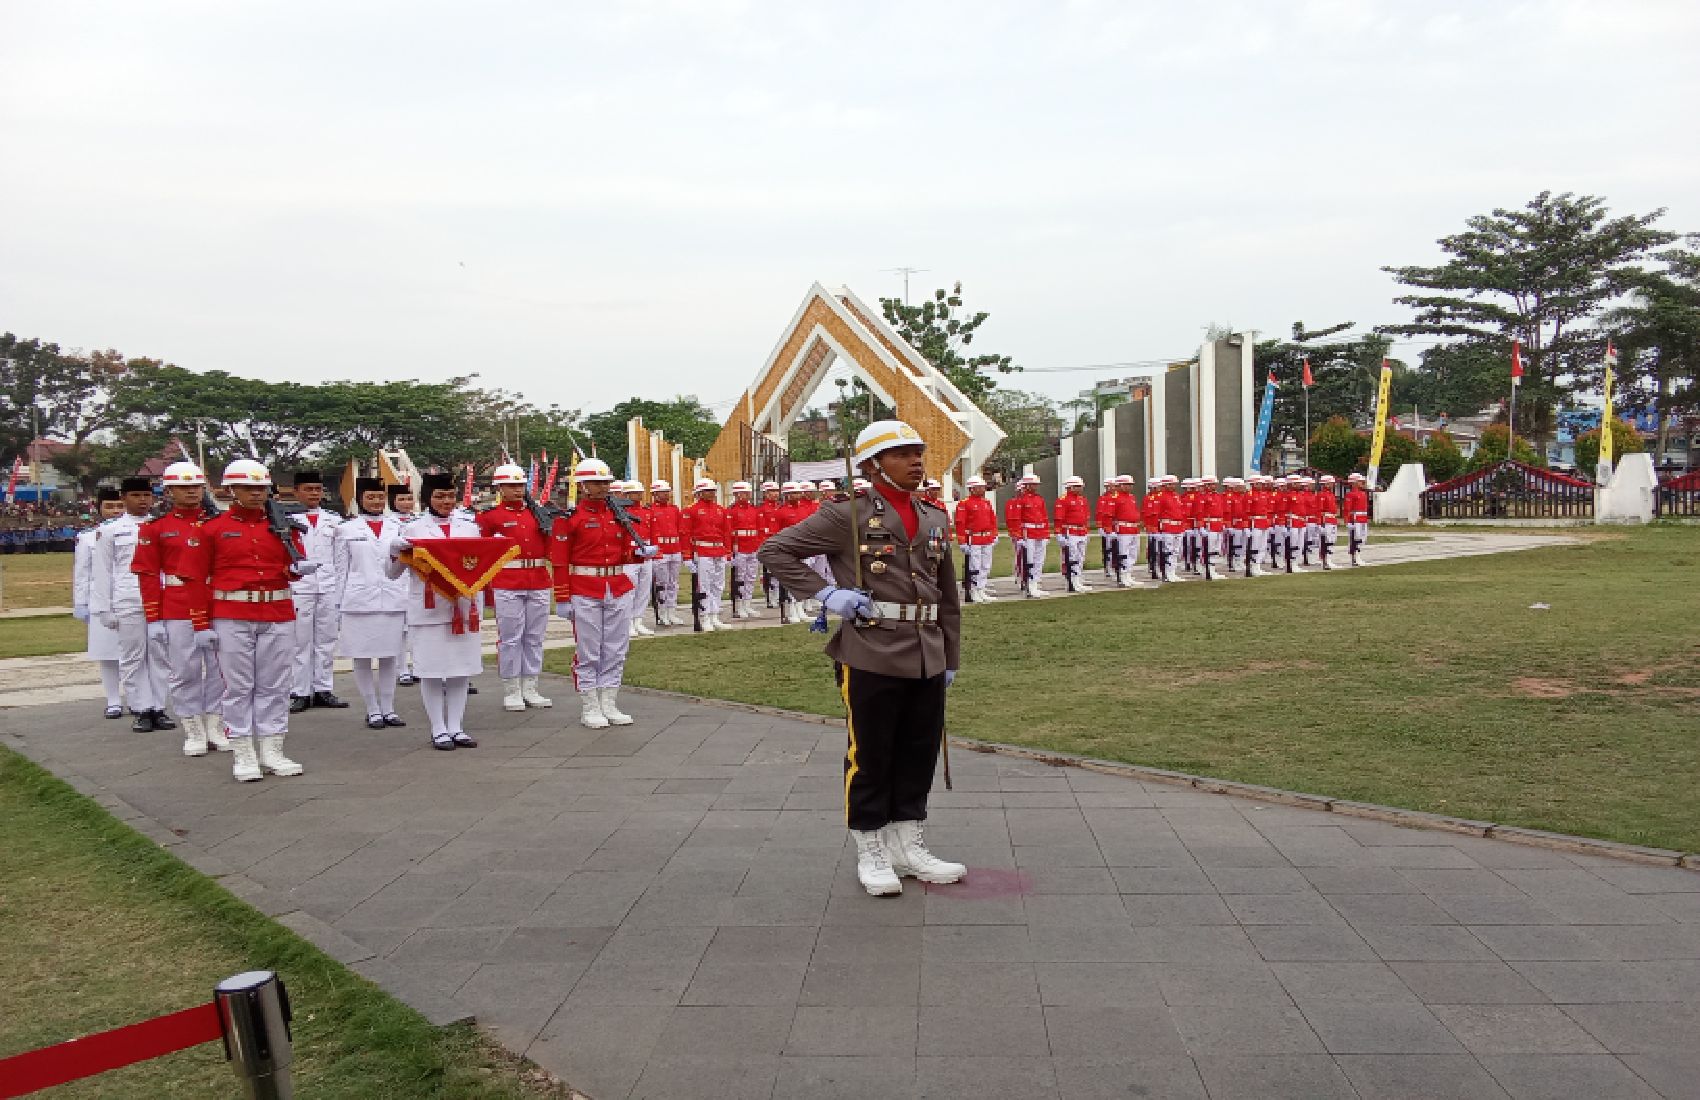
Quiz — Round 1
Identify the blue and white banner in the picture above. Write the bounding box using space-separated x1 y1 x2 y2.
1249 374 1278 472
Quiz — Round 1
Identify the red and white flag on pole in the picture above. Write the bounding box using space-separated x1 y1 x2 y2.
1511 339 1524 384
461 464 475 509
4 456 21 502
1301 358 1314 387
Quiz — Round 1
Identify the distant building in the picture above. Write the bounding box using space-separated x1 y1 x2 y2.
1076 376 1153 406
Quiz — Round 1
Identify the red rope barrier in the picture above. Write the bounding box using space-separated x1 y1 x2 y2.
0 1002 223 1098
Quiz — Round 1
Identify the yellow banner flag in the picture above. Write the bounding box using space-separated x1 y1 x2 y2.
1599 342 1618 472
1365 359 1394 485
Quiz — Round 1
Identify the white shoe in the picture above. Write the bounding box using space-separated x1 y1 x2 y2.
180 713 208 757
599 687 633 726
231 737 263 782
711 614 728 630
521 676 553 708
701 616 717 632
580 691 610 729
256 734 302 777
881 820 967 884
203 714 231 751
631 620 654 637
978 586 997 601
501 677 526 712
1026 582 1049 598
852 830 902 896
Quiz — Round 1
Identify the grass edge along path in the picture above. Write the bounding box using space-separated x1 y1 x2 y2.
583 526 1700 854
0 747 579 1100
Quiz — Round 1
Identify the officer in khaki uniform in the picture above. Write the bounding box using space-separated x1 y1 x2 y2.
758 419 965 897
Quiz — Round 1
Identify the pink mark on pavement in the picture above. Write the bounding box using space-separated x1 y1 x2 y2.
925 867 1032 899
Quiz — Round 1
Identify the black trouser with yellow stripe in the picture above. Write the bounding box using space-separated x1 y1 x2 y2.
836 663 948 832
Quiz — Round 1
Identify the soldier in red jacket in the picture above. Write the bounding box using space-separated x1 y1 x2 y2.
1054 475 1092 592
1193 475 1224 580
682 478 733 630
551 458 654 729
133 461 229 757
1004 474 1051 597
646 480 685 627
727 480 766 620
953 474 999 602
1345 472 1371 566
1316 474 1341 570
1104 475 1142 587
1243 476 1272 577
1221 477 1246 573
477 462 555 712
189 459 316 782
1158 475 1189 582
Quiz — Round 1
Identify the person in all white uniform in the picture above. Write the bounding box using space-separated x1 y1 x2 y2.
387 483 421 685
388 472 484 750
335 477 410 730
90 477 174 733
73 488 128 719
286 470 349 713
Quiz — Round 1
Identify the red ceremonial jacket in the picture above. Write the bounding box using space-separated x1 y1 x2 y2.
477 502 551 590
646 501 683 553
132 507 213 628
1004 492 1050 539
728 501 765 554
1106 493 1141 534
1345 488 1370 523
952 495 998 546
548 498 637 600
1194 491 1225 533
682 500 732 559
757 500 784 537
1157 491 1188 534
189 505 304 624
1053 493 1090 536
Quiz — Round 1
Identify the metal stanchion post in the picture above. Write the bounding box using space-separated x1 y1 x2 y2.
215 971 294 1100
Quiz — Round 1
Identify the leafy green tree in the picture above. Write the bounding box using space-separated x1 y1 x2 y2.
1573 419 1646 479
0 337 134 492
1377 432 1423 479
1468 423 1543 470
1602 242 1700 460
1306 416 1369 476
582 397 722 477
1255 323 1397 456
1382 191 1676 450
1420 430 1467 482
977 388 1062 481
879 283 1020 406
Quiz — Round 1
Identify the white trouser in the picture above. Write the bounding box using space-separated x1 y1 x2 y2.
625 559 655 622
164 619 223 715
116 608 168 712
654 554 682 611
1106 533 1138 572
291 591 338 694
805 555 833 587
963 543 995 589
213 619 293 738
1057 534 1088 583
1318 524 1338 551
1199 530 1220 564
730 552 761 604
1270 524 1288 560
1017 539 1048 584
493 588 550 679
1348 522 1369 551
570 595 632 691
692 558 727 618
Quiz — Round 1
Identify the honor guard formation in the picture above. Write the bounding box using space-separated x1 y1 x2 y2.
73 433 1372 885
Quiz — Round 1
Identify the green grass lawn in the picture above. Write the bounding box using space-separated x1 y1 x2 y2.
0 552 74 609
0 614 88 659
563 525 1700 852
0 750 573 1099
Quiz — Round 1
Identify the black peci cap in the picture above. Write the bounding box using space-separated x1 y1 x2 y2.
120 477 153 494
292 470 323 487
97 487 122 502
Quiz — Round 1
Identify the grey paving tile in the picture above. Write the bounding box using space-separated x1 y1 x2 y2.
1121 893 1236 926
1302 1003 1465 1054
628 1055 781 1100
918 1005 1051 1056
528 1003 674 1100
1225 892 1348 925
1560 1003 1700 1055
1431 894 1565 925
1051 1056 1206 1100
1191 1054 1355 1099
1619 1052 1700 1100
1108 866 1214 893
914 1055 1058 1100
1389 961 1551 1005
1271 961 1421 1005
1301 866 1421 895
1331 892 1459 926
1431 1004 1606 1055
1399 868 1526 896
1155 962 1292 1007
1247 924 1379 961
1203 866 1314 894
1509 960 1681 1003
1357 923 1497 962
1022 893 1130 926
1036 962 1165 1007
1336 1054 1513 1099
920 924 1030 962
799 961 920 1007
1022 867 1119 894
1470 924 1611 960
1478 1054 1663 1099
1043 1006 1188 1057
1538 893 1679 925
785 1007 918 1057
771 1056 919 1100
920 960 1040 1006
1169 1005 1323 1055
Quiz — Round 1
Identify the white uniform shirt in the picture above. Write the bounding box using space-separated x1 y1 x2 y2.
333 513 409 614
87 514 144 616
388 512 484 627
73 526 100 612
289 507 340 595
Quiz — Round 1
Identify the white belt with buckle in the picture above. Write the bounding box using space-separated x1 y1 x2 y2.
503 558 549 569
569 565 623 577
869 600 939 623
163 576 186 587
734 529 760 537
214 588 292 604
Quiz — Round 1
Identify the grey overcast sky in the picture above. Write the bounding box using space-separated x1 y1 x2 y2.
3 1 1697 415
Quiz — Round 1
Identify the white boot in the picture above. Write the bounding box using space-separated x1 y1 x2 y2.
203 714 231 751
579 691 610 729
521 676 553 708
851 829 902 896
599 687 633 726
631 619 653 636
1075 574 1093 591
231 737 263 782
701 615 717 632
1027 581 1049 598
502 677 526 712
256 733 303 777
711 614 728 630
882 820 967 884
180 713 208 757
978 585 997 601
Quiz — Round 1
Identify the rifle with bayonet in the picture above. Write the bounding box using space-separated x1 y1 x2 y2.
264 494 306 565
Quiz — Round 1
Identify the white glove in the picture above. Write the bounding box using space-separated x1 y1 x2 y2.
147 621 168 643
634 544 659 559
97 612 118 631
388 537 412 558
73 604 89 623
555 600 575 621
292 560 323 576
817 585 874 619
945 669 957 688
195 630 218 651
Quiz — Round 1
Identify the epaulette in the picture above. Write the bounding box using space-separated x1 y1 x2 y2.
915 495 946 513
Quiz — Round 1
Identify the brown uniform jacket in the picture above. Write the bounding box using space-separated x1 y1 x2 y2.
758 490 961 680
